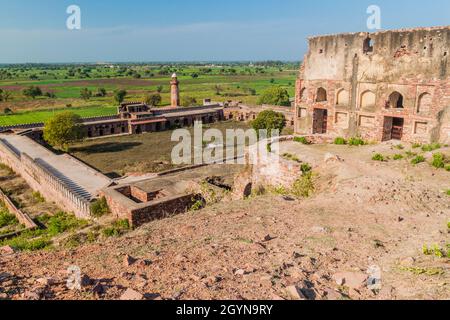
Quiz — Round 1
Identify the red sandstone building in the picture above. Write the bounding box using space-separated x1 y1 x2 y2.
294 26 450 144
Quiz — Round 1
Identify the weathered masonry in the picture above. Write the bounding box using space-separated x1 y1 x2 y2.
295 26 450 144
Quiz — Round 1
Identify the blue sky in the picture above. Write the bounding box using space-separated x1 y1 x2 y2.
1 0 449 63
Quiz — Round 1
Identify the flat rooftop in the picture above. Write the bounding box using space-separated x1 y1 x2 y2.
0 134 112 199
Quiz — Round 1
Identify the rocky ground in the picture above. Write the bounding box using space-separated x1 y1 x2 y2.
0 141 449 300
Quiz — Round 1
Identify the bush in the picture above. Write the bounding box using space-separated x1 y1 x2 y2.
422 143 441 152
372 154 385 162
39 212 89 237
3 234 51 251
300 163 312 174
412 143 422 149
334 137 347 145
294 136 310 145
446 190 450 196
393 154 404 160
90 197 110 218
348 137 366 146
102 219 130 237
0 209 18 228
411 155 426 165
32 191 45 203
291 172 314 198
431 153 446 169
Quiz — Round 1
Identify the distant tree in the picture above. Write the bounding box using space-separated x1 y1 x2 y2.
247 88 257 96
96 88 107 97
80 88 92 100
251 110 286 137
133 73 141 79
144 93 162 107
214 85 222 96
270 78 275 84
22 86 43 99
156 85 164 93
44 92 56 98
43 112 85 151
190 73 199 79
114 89 127 104
257 86 290 106
181 96 197 107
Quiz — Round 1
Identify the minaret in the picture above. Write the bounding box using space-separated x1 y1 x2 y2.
170 73 180 108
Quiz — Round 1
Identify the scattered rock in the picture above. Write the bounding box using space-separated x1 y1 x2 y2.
311 226 328 233
332 272 367 290
324 153 342 163
286 285 307 300
36 277 57 286
120 288 144 300
323 288 342 300
0 246 15 256
0 293 8 300
123 255 137 267
400 257 416 267
234 269 246 276
263 234 276 242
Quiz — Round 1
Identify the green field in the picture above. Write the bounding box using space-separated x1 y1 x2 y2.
0 62 298 126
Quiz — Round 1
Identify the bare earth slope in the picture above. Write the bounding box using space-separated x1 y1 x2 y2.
0 143 449 300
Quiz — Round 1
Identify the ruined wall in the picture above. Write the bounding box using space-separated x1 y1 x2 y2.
0 139 92 218
295 27 450 143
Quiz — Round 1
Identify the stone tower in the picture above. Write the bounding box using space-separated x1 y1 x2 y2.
170 73 180 108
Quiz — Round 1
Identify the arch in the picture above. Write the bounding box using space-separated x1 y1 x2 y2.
363 37 374 54
360 90 376 109
417 92 432 114
336 88 349 106
388 91 404 109
316 87 327 102
299 87 307 101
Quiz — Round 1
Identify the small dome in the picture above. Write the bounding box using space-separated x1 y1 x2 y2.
172 73 177 78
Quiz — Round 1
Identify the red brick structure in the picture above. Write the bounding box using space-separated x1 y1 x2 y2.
224 104 295 128
295 26 450 144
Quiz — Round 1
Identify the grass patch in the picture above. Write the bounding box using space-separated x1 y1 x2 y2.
0 208 18 228
37 212 89 237
446 190 450 196
333 137 347 145
282 153 301 163
411 155 426 165
348 137 366 146
421 143 441 152
90 197 110 218
431 153 447 169
293 136 310 145
412 143 422 149
32 191 45 203
102 219 131 238
399 266 444 276
291 172 315 198
393 154 404 160
372 154 385 162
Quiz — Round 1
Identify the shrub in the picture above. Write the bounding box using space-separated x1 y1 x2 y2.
446 190 450 196
405 151 418 158
292 172 314 198
431 153 446 169
348 137 365 146
411 155 425 165
3 235 51 251
300 163 312 174
334 137 347 145
412 143 422 149
393 154 404 160
372 154 385 162
257 86 290 106
446 165 450 172
40 212 89 237
90 197 110 218
422 143 441 152
0 210 18 228
394 144 405 150
32 191 45 203
102 219 131 237
294 136 310 145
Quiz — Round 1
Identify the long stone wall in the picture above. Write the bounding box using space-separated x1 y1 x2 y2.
0 139 92 218
0 189 37 229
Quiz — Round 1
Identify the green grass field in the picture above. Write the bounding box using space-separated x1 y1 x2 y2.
0 62 298 126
